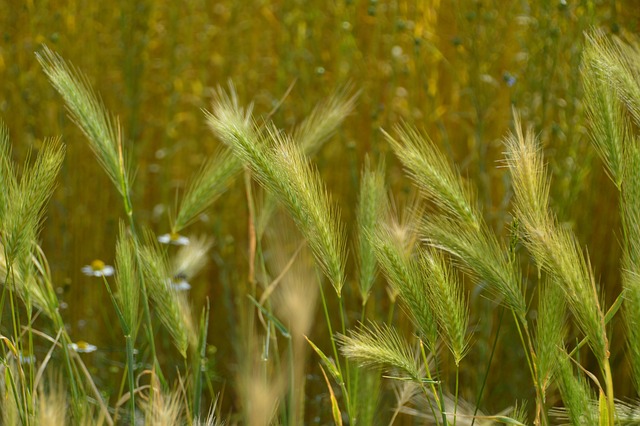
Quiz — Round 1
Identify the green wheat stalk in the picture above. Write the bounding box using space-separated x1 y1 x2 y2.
36 46 133 211
355 155 386 305
384 124 527 319
172 148 240 234
583 31 640 130
504 111 614 424
293 86 358 157
139 231 196 357
504 112 608 363
534 280 566 394
205 87 346 295
111 222 140 425
368 225 438 351
419 248 469 367
337 322 424 383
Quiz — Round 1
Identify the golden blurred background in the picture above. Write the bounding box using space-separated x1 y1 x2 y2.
1 0 639 422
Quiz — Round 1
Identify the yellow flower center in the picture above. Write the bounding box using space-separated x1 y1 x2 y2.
90 259 105 271
76 341 91 350
170 232 181 241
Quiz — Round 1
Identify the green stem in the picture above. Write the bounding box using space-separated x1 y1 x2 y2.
603 357 615 425
512 311 549 426
419 340 441 426
288 338 295 426
193 302 210 420
125 335 136 426
386 298 396 325
317 282 353 422
53 311 83 420
471 307 504 426
453 366 459 426
127 210 165 386
338 295 354 422
432 349 448 426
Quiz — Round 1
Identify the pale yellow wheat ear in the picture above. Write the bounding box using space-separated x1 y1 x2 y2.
171 234 214 281
262 215 318 426
0 360 20 426
384 189 424 256
193 396 226 426
141 374 185 426
36 375 67 426
266 215 318 339
399 391 520 426
236 331 284 426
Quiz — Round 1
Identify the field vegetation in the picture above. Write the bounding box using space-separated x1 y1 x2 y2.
1 1 639 424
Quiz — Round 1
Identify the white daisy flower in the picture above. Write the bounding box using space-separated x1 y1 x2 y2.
171 278 191 291
19 353 36 365
166 273 191 291
158 232 190 246
81 259 115 277
68 340 98 353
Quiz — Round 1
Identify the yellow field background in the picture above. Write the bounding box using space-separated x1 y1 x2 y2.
2 0 639 422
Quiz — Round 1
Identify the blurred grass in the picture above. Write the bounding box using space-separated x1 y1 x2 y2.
1 0 639 422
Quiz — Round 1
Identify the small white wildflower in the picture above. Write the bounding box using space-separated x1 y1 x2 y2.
19 353 36 365
171 279 191 291
81 259 115 277
158 232 190 246
68 340 97 353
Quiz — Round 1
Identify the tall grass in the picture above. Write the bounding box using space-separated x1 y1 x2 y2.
3 2 640 425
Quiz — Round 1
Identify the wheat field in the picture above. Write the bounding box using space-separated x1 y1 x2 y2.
1 1 640 425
